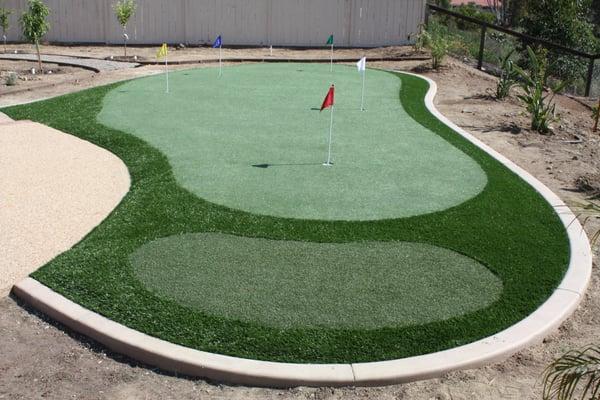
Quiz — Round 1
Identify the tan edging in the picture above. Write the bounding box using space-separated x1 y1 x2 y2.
11 72 593 388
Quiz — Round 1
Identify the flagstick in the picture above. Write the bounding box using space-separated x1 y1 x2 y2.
324 105 334 166
219 44 223 77
165 55 169 94
360 69 366 111
330 43 334 73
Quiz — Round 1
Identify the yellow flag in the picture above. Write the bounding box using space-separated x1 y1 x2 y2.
157 43 168 59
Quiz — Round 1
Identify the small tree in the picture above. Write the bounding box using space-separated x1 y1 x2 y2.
113 0 136 57
0 6 11 53
20 0 49 72
514 46 566 134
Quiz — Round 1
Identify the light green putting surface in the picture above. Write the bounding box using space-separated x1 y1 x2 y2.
99 63 487 220
131 233 503 329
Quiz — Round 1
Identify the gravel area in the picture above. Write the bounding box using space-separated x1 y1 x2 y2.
0 120 130 296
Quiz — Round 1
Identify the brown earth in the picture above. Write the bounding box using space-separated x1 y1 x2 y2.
3 43 419 62
0 47 599 400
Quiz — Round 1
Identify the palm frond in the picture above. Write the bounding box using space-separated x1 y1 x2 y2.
542 345 600 400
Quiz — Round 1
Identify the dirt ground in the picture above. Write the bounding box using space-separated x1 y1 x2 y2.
3 43 419 62
1 47 599 400
1 59 93 95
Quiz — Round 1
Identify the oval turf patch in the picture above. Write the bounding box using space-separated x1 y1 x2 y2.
131 233 502 329
98 63 487 221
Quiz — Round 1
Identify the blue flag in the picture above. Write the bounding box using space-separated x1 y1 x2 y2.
212 35 222 48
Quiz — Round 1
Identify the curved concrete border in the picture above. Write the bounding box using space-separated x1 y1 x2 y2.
11 71 593 388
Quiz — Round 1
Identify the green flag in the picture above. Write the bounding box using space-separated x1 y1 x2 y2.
326 34 334 45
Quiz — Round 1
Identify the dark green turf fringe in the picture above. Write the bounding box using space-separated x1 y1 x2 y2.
1 70 570 363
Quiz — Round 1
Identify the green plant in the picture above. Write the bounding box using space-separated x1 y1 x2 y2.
413 24 428 53
113 0 136 57
453 4 496 31
496 50 518 99
0 6 11 53
542 345 600 400
418 22 452 69
20 0 49 72
5 71 17 85
514 47 566 134
521 0 600 83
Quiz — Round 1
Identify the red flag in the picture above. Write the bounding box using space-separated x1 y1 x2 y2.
320 85 335 111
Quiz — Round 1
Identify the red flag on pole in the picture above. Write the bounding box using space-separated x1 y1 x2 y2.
320 85 335 111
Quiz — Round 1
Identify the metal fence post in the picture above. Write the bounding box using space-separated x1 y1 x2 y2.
477 25 487 70
585 57 595 97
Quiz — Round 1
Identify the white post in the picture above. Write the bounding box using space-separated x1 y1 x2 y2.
324 105 334 166
360 69 366 111
330 43 334 73
165 56 169 94
219 44 223 77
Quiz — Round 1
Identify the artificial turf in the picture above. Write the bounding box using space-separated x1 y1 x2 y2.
98 63 487 220
1 65 570 363
132 232 502 329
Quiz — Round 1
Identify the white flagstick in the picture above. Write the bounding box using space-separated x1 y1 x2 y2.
360 69 366 111
165 53 169 94
219 44 223 77
330 43 334 73
324 105 334 166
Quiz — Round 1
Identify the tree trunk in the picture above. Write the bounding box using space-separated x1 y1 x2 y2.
123 26 127 58
35 40 42 73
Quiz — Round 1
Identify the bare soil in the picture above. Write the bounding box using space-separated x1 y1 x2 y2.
1 60 91 94
3 43 419 62
1 47 599 400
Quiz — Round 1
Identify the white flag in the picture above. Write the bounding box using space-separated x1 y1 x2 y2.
357 56 366 72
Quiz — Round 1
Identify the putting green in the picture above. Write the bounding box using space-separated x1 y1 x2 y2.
131 233 503 329
98 63 487 221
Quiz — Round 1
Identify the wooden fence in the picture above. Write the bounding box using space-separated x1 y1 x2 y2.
3 0 426 47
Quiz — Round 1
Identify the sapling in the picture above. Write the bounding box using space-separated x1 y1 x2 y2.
0 6 11 53
20 0 49 72
113 0 136 57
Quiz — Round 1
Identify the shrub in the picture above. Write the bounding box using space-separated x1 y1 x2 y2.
453 4 496 31
514 46 566 134
5 71 17 85
417 22 453 70
521 0 600 83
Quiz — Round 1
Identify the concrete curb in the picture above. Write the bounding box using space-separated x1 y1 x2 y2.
11 71 593 388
